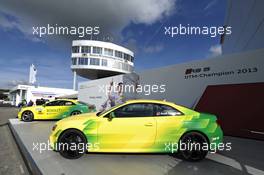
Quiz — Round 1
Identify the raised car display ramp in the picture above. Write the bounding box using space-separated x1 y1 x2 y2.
9 119 264 175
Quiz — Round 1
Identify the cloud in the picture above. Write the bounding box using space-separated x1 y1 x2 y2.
0 54 73 89
0 14 15 29
124 38 138 53
209 44 222 57
6 80 29 87
0 0 177 88
0 13 43 42
204 0 218 11
0 71 28 89
143 43 164 53
0 0 176 43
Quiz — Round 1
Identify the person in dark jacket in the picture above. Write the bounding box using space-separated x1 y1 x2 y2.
27 100 34 106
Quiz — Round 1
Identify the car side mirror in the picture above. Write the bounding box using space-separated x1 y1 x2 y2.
108 112 115 121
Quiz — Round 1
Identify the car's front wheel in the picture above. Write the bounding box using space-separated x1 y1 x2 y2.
178 132 208 161
58 129 87 159
21 111 34 122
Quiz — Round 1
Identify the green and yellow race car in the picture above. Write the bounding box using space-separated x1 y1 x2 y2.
49 99 223 161
18 99 94 122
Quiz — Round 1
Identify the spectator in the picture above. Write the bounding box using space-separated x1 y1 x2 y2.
27 100 34 106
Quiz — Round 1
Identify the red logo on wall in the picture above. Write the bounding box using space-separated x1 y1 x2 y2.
185 67 210 75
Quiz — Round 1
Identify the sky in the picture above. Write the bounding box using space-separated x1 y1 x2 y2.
0 0 226 89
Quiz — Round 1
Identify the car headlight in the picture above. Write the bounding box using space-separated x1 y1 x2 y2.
52 124 57 131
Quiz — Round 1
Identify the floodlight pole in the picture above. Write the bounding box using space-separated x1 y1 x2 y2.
73 70 77 90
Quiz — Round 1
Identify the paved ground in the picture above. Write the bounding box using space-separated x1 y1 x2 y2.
9 119 264 175
2 107 264 175
0 107 18 125
0 107 29 175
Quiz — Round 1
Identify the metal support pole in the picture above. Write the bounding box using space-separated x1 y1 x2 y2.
19 89 23 103
73 71 77 90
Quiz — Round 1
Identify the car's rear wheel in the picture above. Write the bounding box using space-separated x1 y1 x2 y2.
178 132 208 161
70 111 81 116
58 129 87 159
21 111 34 122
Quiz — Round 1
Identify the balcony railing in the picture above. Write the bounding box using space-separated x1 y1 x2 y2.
71 57 133 72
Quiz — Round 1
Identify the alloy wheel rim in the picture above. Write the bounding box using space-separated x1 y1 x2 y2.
22 111 32 121
60 133 85 158
181 134 207 160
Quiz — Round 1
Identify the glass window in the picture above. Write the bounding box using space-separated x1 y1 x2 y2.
124 53 130 61
46 101 61 106
112 62 122 69
99 103 124 117
81 46 91 53
72 58 77 65
78 57 88 65
154 104 183 116
115 50 123 58
47 100 75 106
104 48 113 56
122 63 129 71
101 59 107 66
72 46 79 53
90 58 100 65
63 101 75 106
130 56 134 62
113 103 154 117
92 47 102 54
112 62 118 69
128 65 133 72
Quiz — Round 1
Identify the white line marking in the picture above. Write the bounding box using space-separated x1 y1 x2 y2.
19 164 25 174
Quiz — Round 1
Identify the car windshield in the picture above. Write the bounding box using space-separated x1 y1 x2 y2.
97 103 123 117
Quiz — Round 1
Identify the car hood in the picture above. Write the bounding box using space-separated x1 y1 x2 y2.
57 112 98 124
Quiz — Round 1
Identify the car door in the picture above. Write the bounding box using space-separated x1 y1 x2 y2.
153 104 186 151
43 100 60 119
97 103 156 152
62 100 76 116
44 100 69 119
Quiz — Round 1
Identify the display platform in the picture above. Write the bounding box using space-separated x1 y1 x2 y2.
8 119 264 175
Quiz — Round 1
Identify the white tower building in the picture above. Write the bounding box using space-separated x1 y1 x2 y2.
71 40 134 90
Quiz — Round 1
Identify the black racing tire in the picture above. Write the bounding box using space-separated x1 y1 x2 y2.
178 132 208 161
21 110 34 122
57 129 87 159
70 111 81 116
